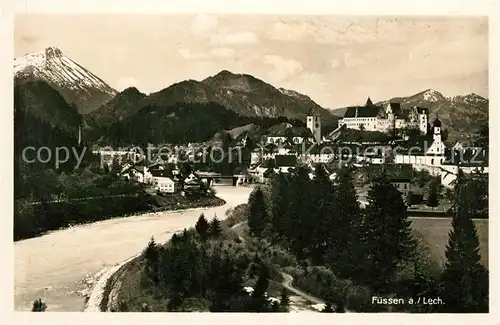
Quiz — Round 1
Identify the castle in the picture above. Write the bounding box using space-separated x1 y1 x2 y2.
338 97 428 134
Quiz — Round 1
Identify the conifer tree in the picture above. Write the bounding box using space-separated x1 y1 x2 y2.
195 213 210 241
144 236 160 283
269 172 290 239
327 167 364 279
439 172 489 312
144 236 159 264
247 262 271 312
247 187 270 237
31 299 47 312
309 164 336 264
287 166 314 259
279 288 291 312
209 216 222 238
361 174 416 291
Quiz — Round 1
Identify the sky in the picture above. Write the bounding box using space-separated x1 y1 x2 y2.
14 14 488 108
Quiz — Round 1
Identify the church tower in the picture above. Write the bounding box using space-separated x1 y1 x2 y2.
307 107 322 143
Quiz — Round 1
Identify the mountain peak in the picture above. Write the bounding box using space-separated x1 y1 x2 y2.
44 46 64 58
421 89 444 102
14 46 117 113
217 69 237 76
121 86 142 95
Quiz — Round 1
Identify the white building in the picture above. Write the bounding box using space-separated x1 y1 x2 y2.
123 165 153 184
266 123 313 145
152 170 177 193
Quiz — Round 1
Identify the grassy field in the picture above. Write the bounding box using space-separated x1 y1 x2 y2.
409 217 489 268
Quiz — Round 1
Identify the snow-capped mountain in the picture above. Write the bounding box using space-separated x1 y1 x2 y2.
14 47 117 113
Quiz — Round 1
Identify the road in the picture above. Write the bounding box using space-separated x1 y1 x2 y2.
14 185 253 311
280 273 325 306
229 222 325 308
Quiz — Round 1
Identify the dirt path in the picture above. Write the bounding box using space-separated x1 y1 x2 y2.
280 273 325 306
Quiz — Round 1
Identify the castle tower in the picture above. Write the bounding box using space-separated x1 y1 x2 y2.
307 107 322 143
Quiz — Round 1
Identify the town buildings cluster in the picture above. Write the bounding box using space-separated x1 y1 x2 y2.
249 98 488 189
94 96 487 201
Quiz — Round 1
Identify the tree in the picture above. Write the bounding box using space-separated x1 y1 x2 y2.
247 187 270 237
209 216 222 238
32 299 47 312
426 180 440 207
246 262 271 312
144 236 159 264
269 172 290 240
439 172 489 312
286 166 314 260
195 213 210 241
327 167 364 280
361 174 416 291
307 164 336 264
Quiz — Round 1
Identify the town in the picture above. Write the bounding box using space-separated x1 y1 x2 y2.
95 96 488 214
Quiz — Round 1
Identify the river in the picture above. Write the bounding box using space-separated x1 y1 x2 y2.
14 186 253 312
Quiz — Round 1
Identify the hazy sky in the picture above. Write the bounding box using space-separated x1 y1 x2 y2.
14 14 488 108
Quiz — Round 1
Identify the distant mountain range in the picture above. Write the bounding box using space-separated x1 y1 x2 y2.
14 47 117 114
14 47 488 146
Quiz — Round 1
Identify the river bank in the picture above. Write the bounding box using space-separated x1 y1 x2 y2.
15 192 225 241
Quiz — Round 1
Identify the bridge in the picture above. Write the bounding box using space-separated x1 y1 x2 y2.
196 172 251 186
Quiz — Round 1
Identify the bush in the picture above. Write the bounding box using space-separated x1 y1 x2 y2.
345 285 376 312
224 204 249 228
293 266 352 304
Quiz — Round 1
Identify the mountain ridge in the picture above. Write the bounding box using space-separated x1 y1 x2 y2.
349 89 488 142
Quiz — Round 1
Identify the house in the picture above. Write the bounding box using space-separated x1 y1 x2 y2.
266 123 314 145
390 177 412 200
302 143 336 164
122 164 153 184
365 164 413 201
183 178 206 196
338 97 428 134
151 169 177 194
